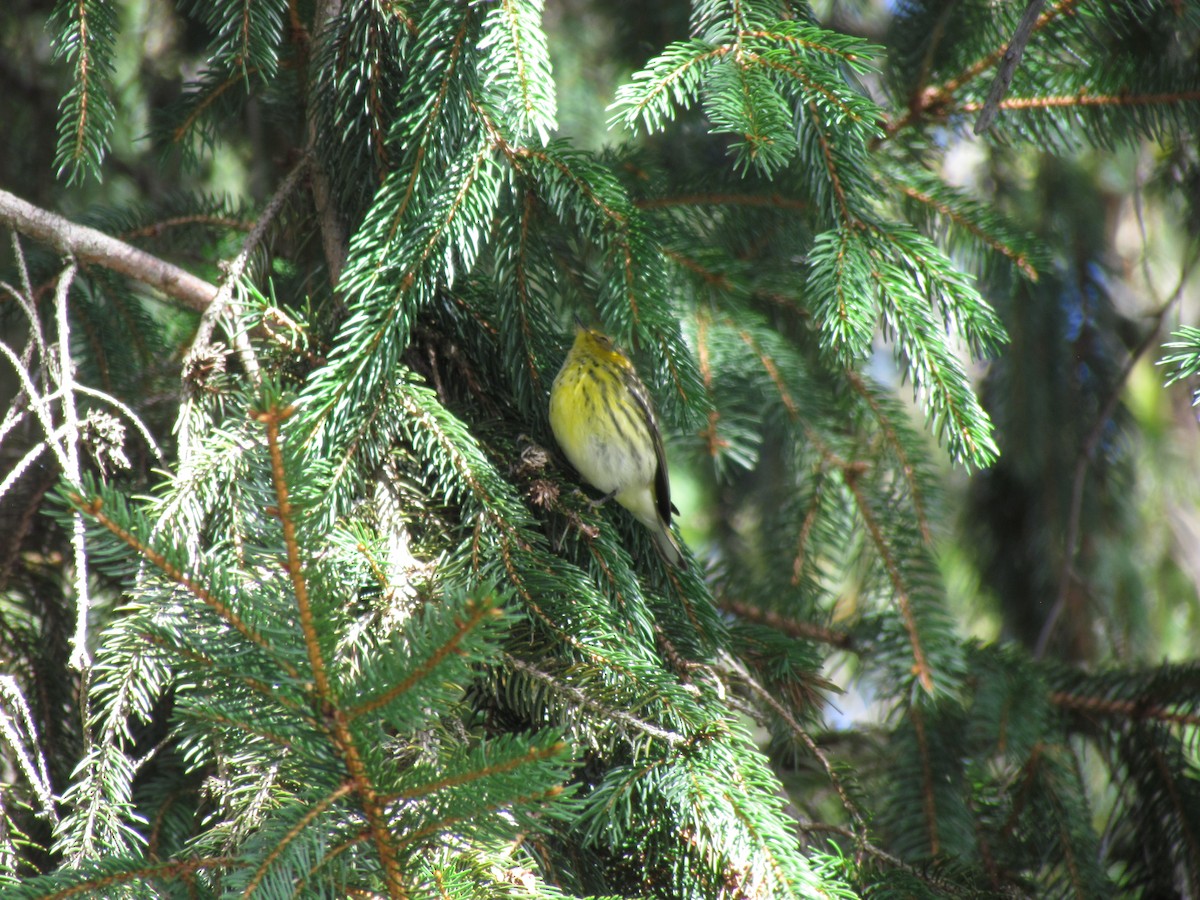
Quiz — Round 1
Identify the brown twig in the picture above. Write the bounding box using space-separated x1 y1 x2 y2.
506 655 687 746
910 702 940 856
844 469 935 693
962 89 1200 113
716 598 855 650
1050 691 1200 729
255 401 407 899
799 823 983 897
718 649 866 831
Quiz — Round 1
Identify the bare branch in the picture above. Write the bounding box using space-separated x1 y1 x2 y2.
0 188 217 312
307 0 349 287
973 0 1046 135
188 154 311 385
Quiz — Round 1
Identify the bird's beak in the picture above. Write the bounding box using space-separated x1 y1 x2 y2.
573 313 586 332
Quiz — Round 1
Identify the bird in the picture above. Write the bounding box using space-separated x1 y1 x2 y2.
548 319 686 569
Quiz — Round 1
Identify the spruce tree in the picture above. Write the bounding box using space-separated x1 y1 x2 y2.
2 1 1199 897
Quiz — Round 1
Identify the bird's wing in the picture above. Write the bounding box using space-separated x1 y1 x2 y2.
625 370 674 527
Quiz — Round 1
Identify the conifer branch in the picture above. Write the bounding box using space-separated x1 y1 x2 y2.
392 786 565 853
289 838 363 898
118 214 254 241
138 632 312 720
184 709 294 749
170 68 261 145
895 184 1038 281
1001 744 1089 891
960 90 1200 113
347 597 501 720
507 655 687 747
659 247 733 290
496 0 539 132
808 101 853 227
28 856 241 895
256 403 331 697
635 193 808 211
715 598 854 650
393 388 509 542
585 541 636 608
909 703 940 856
354 537 390 589
736 329 799 418
719 650 865 830
384 742 569 804
844 369 932 544
882 0 1081 137
801 823 980 897
844 470 934 692
329 704 406 898
69 0 95 166
518 146 642 321
499 545 592 657
300 828 372 892
753 53 868 124
315 140 492 431
496 535 643 681
659 328 694 408
323 380 395 503
242 781 356 897
390 12 472 232
70 493 295 675
741 28 869 64
613 44 727 129
1049 691 1200 729
50 0 117 182
237 0 255 72
865 252 994 465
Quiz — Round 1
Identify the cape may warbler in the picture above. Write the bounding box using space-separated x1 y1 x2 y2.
549 321 686 569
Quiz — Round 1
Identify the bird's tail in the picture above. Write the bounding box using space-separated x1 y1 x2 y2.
651 522 687 570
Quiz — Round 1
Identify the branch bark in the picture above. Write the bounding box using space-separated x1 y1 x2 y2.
306 0 349 288
973 0 1047 135
0 188 217 312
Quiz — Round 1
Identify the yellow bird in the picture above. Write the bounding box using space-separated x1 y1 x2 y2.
549 320 686 569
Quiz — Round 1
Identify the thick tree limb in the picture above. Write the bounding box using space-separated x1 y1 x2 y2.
0 188 217 312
